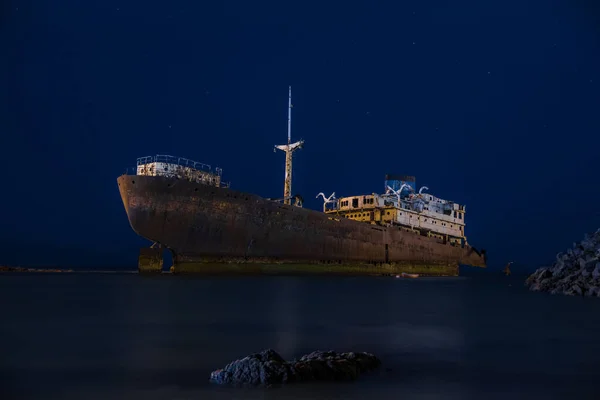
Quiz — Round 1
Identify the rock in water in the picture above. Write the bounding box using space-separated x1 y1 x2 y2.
525 228 600 297
209 349 381 387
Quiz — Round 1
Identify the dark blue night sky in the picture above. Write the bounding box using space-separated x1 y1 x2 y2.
2 0 599 271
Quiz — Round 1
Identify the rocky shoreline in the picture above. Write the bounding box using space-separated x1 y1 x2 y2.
0 266 73 273
525 229 600 297
209 349 381 387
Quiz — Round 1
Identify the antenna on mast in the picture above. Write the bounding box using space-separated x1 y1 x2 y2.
287 85 292 144
274 85 304 205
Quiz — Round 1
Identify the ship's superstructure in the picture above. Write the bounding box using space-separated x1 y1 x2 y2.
322 175 468 247
135 154 230 188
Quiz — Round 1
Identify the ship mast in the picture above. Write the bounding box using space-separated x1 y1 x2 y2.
274 85 304 205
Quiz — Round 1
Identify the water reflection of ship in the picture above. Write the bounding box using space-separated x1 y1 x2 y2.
273 278 300 358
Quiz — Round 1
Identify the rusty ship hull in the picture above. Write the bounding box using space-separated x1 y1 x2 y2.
117 174 486 275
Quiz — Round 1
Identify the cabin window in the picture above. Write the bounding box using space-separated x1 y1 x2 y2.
352 198 359 208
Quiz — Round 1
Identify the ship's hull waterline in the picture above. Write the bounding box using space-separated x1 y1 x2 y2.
118 175 486 275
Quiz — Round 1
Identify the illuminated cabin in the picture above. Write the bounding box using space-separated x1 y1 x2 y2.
135 155 230 188
323 175 468 247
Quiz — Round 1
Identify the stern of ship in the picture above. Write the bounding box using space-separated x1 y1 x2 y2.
460 245 487 268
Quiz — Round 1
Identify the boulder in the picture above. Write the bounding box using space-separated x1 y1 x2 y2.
525 228 600 297
209 349 381 387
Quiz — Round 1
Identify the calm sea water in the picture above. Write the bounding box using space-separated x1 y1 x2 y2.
1 273 600 400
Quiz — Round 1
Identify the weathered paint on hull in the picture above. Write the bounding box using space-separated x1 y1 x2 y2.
171 261 459 276
117 175 486 275
138 247 163 274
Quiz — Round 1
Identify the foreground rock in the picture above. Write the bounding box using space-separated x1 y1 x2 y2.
209 349 381 387
525 228 600 297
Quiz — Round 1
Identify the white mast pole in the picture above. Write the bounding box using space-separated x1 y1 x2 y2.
287 85 292 144
274 85 304 205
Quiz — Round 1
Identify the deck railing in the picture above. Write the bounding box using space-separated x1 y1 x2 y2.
136 155 219 175
133 155 230 188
